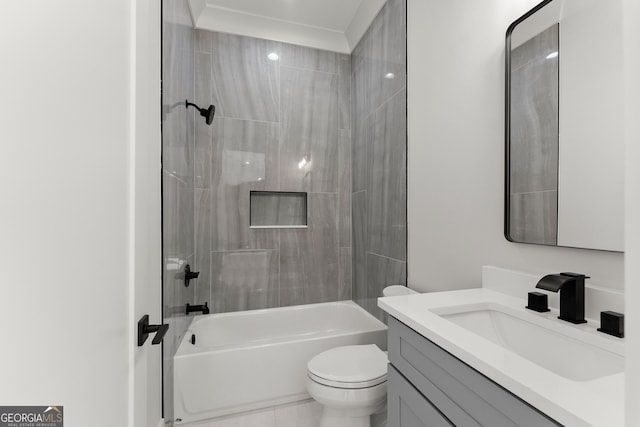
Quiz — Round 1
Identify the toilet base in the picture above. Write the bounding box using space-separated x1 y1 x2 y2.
305 344 388 427
307 377 386 427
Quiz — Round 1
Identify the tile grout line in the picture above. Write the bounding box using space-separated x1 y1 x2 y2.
279 64 340 77
367 250 406 264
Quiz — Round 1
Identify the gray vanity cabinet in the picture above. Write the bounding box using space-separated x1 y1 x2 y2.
387 317 562 427
388 365 453 426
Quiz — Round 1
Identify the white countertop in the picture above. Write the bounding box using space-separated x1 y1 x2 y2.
378 288 624 427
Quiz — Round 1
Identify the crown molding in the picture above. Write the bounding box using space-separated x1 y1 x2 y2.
188 0 387 53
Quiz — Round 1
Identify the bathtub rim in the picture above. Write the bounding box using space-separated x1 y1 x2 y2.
175 300 387 356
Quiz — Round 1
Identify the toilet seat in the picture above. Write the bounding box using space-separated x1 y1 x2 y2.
308 371 387 389
307 345 388 389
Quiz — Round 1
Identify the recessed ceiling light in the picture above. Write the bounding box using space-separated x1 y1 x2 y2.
546 51 558 59
384 72 395 80
268 52 279 61
244 161 251 165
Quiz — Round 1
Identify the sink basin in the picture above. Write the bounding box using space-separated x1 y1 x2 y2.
436 304 624 381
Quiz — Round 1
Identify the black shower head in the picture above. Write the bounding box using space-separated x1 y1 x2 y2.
185 100 216 125
203 104 215 125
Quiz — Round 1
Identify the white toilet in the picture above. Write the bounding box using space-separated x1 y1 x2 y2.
306 286 418 427
306 344 388 427
381 285 417 297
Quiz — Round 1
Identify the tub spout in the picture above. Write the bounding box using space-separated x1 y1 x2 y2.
186 302 209 315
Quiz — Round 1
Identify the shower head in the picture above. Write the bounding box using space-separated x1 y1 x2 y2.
185 100 216 125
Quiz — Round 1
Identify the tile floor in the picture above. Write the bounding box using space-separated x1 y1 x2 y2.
181 399 387 427
182 399 322 427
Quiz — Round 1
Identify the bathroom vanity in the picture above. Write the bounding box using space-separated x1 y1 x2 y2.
379 267 625 427
386 317 560 426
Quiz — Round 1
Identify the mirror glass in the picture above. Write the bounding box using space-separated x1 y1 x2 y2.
505 0 623 252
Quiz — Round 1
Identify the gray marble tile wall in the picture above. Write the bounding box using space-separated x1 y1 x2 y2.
509 24 558 245
194 30 352 313
162 0 196 425
352 0 407 320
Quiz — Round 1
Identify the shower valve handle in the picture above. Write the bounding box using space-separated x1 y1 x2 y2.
183 264 200 287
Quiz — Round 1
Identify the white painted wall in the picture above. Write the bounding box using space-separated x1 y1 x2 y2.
623 0 640 423
407 0 624 294
557 0 624 251
345 0 388 51
0 1 161 426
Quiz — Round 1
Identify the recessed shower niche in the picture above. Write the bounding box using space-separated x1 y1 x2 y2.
250 191 308 228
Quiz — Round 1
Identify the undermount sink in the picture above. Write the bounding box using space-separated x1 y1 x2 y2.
434 303 624 382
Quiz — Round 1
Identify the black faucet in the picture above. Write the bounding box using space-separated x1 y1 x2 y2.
186 302 209 315
536 272 589 324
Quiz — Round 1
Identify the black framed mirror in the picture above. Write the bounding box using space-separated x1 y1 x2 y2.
505 0 623 252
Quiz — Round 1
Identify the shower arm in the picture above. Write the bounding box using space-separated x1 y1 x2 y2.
185 100 200 110
185 99 215 125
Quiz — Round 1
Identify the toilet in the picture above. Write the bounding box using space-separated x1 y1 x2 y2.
306 286 418 427
381 285 417 297
306 345 388 427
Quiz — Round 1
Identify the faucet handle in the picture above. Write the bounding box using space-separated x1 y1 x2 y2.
597 311 624 338
526 292 550 313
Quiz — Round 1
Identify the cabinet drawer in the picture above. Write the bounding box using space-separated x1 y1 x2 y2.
388 364 453 427
388 317 561 427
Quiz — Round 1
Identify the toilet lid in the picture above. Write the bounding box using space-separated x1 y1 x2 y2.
307 345 387 387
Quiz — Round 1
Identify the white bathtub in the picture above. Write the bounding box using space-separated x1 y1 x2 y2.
173 300 387 424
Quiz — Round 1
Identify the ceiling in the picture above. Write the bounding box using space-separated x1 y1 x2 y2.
188 0 387 53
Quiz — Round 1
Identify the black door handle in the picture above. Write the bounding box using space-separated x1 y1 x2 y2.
137 315 170 346
150 324 169 345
